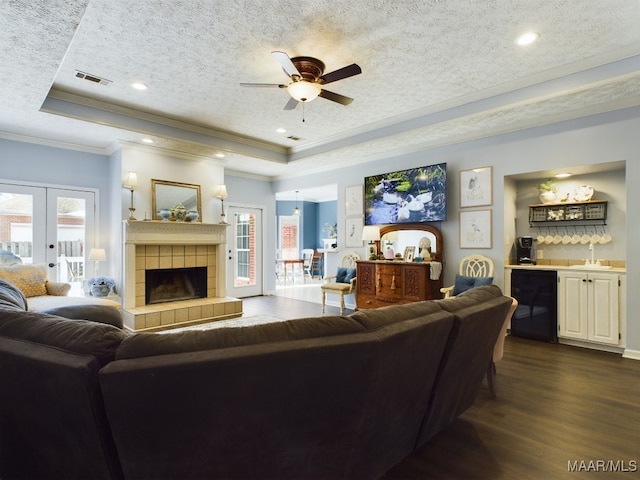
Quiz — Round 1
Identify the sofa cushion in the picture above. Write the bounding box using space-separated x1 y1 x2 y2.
0 279 28 311
27 294 120 313
349 300 445 330
452 274 494 296
0 309 126 366
0 263 49 298
41 304 124 329
335 267 356 284
45 281 72 296
115 315 367 360
438 284 503 311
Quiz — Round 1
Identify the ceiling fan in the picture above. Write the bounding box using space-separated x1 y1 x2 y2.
240 51 362 110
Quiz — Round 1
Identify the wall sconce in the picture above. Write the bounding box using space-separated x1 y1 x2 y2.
293 190 300 215
123 171 140 221
214 184 228 224
362 225 381 259
88 248 106 277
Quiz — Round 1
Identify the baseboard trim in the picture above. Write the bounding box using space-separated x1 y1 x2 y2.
622 348 640 361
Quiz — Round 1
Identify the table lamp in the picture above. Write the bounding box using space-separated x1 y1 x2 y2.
123 171 140 221
214 184 228 224
89 248 106 277
362 225 381 259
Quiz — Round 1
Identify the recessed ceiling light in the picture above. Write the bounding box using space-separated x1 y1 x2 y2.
215 153 226 159
555 172 572 178
516 32 540 46
141 138 154 144
276 128 287 133
131 82 148 91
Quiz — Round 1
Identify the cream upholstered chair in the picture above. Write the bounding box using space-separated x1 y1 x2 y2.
321 252 360 315
440 254 494 298
487 296 518 397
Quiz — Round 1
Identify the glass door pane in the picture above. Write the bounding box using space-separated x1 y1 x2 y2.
226 206 263 298
47 189 96 296
0 184 46 265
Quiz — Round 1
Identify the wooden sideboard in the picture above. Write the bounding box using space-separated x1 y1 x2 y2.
355 260 443 309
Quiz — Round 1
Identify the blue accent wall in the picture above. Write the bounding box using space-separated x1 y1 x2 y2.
275 200 336 251
318 201 337 246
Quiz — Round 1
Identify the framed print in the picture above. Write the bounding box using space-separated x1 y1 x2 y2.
345 184 363 217
345 217 364 247
459 209 492 249
460 166 492 208
403 246 416 262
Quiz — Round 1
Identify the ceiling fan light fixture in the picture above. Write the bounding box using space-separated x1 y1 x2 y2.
287 81 321 102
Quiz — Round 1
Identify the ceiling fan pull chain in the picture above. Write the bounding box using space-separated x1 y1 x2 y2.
302 102 306 123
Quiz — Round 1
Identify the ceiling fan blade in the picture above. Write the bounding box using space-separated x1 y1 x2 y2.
283 97 299 110
271 51 301 78
240 83 286 88
319 89 353 106
319 63 362 84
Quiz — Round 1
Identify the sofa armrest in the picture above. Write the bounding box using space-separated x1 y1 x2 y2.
440 285 454 299
45 281 71 296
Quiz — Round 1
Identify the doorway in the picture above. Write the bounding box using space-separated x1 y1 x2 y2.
0 182 96 294
226 205 263 298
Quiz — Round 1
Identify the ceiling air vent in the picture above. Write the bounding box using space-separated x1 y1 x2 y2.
74 70 112 86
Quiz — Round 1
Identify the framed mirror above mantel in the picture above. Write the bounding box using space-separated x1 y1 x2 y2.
376 223 443 263
151 179 202 222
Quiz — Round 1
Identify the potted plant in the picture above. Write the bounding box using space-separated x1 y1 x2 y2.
537 178 557 204
87 276 116 297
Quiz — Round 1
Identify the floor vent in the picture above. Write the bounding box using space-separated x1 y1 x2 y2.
75 70 112 86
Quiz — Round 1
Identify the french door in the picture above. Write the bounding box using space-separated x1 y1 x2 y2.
226 205 263 298
0 182 96 292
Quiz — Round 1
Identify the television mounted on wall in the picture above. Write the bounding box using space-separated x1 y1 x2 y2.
364 162 447 225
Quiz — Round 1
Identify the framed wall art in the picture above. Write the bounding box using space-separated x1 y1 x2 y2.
460 166 492 208
345 217 364 247
345 184 363 217
459 209 492 249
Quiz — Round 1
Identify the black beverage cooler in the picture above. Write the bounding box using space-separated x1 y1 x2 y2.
510 269 558 342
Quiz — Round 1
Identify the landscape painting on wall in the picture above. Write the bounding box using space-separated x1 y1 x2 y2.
364 163 447 225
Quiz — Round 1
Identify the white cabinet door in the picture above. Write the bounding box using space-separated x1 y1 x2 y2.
558 271 588 340
558 271 619 345
588 273 619 345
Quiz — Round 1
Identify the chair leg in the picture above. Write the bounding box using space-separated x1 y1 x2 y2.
339 294 345 315
322 291 326 313
487 361 497 398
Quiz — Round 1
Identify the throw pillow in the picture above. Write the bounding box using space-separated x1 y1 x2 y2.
335 267 348 283
452 274 493 296
0 263 48 298
335 267 356 284
343 268 356 284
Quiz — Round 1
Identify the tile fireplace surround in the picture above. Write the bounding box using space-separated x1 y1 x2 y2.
121 221 241 332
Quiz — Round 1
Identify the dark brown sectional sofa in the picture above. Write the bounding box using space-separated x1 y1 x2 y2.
0 279 512 480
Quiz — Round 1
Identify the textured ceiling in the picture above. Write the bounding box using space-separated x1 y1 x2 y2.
1 0 640 181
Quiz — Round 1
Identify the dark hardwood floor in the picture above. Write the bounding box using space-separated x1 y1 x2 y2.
242 296 640 479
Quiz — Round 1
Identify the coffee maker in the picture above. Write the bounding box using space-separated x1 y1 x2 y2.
516 236 536 265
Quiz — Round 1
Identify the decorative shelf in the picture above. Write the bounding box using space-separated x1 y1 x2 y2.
528 200 607 226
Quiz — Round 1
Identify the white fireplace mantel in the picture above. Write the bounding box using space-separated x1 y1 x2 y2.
123 220 229 245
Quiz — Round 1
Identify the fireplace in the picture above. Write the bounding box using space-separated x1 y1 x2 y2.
145 267 207 305
121 221 242 331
